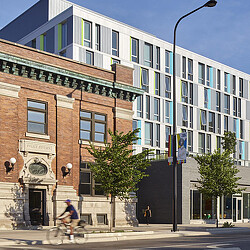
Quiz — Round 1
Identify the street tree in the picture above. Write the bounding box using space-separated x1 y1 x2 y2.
193 131 245 227
87 128 153 231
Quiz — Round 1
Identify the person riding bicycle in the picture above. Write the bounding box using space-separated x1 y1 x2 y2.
56 199 80 242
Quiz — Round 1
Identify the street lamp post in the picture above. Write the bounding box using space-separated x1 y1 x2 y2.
172 0 217 232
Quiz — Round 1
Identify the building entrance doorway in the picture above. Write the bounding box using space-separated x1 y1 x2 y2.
233 196 242 222
29 189 45 225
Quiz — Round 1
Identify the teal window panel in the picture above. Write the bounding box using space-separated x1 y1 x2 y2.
170 52 173 75
138 120 141 145
170 101 173 125
208 88 211 110
227 73 230 93
236 119 239 139
242 141 245 160
210 67 213 88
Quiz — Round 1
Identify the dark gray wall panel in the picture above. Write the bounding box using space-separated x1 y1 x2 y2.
0 0 49 42
160 74 165 97
246 101 250 120
79 47 86 63
213 68 216 89
101 26 111 54
243 79 248 99
193 84 198 106
177 103 182 126
46 27 54 53
153 45 157 69
197 108 200 130
211 89 216 111
94 53 103 68
175 54 181 78
67 16 73 45
133 65 140 88
73 16 81 45
228 117 233 132
150 96 154 121
139 40 144 65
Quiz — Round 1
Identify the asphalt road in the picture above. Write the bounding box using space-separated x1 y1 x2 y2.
2 232 250 250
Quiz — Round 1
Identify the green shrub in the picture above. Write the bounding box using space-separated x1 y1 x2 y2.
222 222 234 228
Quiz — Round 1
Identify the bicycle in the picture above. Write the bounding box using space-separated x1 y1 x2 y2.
47 219 89 245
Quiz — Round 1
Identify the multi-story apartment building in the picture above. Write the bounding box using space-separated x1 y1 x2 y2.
1 0 250 224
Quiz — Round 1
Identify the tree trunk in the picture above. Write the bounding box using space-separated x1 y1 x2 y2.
110 195 116 232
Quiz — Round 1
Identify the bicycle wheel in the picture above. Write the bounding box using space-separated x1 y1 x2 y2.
74 226 89 244
47 227 64 245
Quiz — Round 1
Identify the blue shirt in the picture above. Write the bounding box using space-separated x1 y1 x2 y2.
65 205 79 219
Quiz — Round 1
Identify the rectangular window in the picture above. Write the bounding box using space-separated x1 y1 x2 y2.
131 37 139 63
144 43 153 67
79 164 91 195
146 95 150 119
141 68 149 92
111 58 120 64
204 88 208 109
238 98 241 117
80 111 106 143
156 46 160 70
155 72 160 95
217 69 221 90
188 130 193 152
182 56 186 79
86 51 94 65
182 105 188 127
233 118 237 133
32 39 36 49
40 33 47 51
137 96 143 118
240 120 244 140
181 81 188 103
188 59 193 81
165 50 170 73
239 78 243 97
239 141 243 159
217 114 221 134
83 20 92 48
224 72 228 92
224 94 230 114
145 122 153 146
201 110 207 131
27 100 47 134
206 134 211 153
189 83 193 105
216 92 221 112
165 101 170 123
198 63 205 85
165 126 171 148
97 214 108 225
233 97 237 116
206 66 211 86
190 107 193 128
156 124 160 147
209 112 215 133
198 133 205 154
112 30 119 56
165 76 171 99
217 136 221 150
224 116 228 132
154 98 160 121
232 75 236 95
95 24 101 51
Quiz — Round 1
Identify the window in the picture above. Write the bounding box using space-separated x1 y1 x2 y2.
155 72 160 95
32 39 36 49
233 97 237 116
61 21 67 49
188 59 193 81
137 96 143 117
86 51 94 65
131 37 139 63
155 124 160 147
165 76 171 99
190 107 193 128
240 120 244 140
198 133 205 153
189 83 193 105
216 92 221 112
145 122 153 146
224 72 229 92
224 94 230 114
233 118 237 133
209 112 215 133
204 88 208 108
182 56 186 79
144 43 153 67
40 33 47 51
141 68 149 92
198 63 205 85
83 20 92 48
181 81 188 103
239 78 243 97
154 98 160 121
201 110 206 131
79 162 104 196
232 75 236 95
112 30 119 56
165 126 171 148
95 24 100 51
188 130 193 152
80 214 92 225
146 95 150 119
224 116 228 132
206 134 211 153
182 105 188 127
165 101 170 123
27 100 47 134
217 136 221 150
206 66 211 86
217 69 221 90
238 99 241 117
80 111 106 143
165 50 170 73
97 214 108 225
217 114 221 134
239 141 243 159
111 58 120 64
156 46 160 70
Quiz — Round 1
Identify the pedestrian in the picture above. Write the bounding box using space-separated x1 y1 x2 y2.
144 205 152 225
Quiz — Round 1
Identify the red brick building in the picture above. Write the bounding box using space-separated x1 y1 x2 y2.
0 39 142 229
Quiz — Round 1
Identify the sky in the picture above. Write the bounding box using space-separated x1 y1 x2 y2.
0 0 250 74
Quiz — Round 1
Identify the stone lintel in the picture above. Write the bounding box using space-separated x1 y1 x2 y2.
114 107 134 121
56 94 75 109
0 81 20 98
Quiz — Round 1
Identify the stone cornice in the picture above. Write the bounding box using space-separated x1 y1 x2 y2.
0 52 143 102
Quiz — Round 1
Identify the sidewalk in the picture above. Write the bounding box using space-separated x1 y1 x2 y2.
0 223 250 246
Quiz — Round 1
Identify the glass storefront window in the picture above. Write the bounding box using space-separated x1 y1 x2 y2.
202 197 216 220
223 195 232 219
243 193 250 219
193 190 201 219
